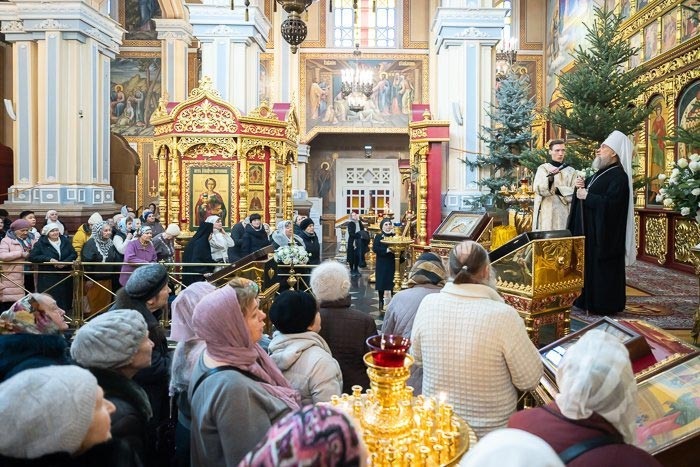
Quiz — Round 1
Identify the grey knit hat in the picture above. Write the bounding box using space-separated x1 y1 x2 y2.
71 309 148 369
0 365 98 459
124 263 169 301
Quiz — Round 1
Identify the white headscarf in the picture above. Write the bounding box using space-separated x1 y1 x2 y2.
459 428 564 467
555 329 638 443
602 130 636 266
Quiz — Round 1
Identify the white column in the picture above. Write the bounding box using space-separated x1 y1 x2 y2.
294 143 309 198
0 0 123 207
432 6 504 211
154 18 193 102
189 0 270 112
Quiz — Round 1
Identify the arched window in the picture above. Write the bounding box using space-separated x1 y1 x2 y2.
333 0 397 48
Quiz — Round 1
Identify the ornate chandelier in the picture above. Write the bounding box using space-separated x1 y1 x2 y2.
341 44 374 112
274 0 320 53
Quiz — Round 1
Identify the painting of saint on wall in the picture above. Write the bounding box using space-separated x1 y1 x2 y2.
301 54 427 139
644 21 659 62
248 190 264 213
681 0 700 41
249 163 264 185
630 32 642 68
190 166 231 230
110 57 161 137
677 80 700 158
122 0 161 41
634 357 700 454
646 96 667 205
662 11 678 52
546 0 601 104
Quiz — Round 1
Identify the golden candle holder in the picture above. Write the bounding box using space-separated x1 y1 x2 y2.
499 178 536 234
381 234 414 293
330 335 474 466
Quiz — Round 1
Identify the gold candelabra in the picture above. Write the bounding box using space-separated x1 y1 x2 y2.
499 178 536 234
381 233 414 293
330 336 474 466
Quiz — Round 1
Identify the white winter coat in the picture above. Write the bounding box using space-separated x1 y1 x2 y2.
268 331 343 405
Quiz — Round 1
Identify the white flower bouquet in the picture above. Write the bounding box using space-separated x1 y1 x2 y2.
656 153 700 219
273 244 310 265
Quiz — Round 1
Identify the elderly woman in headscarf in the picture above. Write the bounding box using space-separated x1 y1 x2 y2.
382 252 447 394
119 225 157 287
189 277 300 466
0 293 71 382
270 220 304 250
169 281 216 467
81 220 119 315
238 404 368 467
509 330 662 466
0 219 35 311
141 209 164 236
28 222 77 312
113 216 135 261
459 428 564 467
43 209 66 236
182 221 215 286
207 215 234 268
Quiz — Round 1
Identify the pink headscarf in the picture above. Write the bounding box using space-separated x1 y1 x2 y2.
192 285 300 410
170 282 216 342
238 405 367 467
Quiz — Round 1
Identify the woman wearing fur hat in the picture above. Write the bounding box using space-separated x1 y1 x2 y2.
0 219 35 311
298 217 320 265
0 293 71 382
0 365 143 467
73 212 103 257
372 218 400 310
182 221 215 287
241 213 271 257
82 221 119 315
28 223 77 312
382 252 447 394
119 225 157 287
190 277 300 466
71 309 155 465
170 281 216 467
311 261 377 393
207 215 235 267
268 290 342 405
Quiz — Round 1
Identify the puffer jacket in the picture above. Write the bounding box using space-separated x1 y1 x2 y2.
0 233 31 303
268 331 342 405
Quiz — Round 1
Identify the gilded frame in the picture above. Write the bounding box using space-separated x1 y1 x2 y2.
183 160 237 231
432 212 490 241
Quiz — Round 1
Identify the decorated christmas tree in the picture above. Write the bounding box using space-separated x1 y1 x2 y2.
468 68 535 205
548 6 650 164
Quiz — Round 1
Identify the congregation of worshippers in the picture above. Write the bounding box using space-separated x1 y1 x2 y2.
0 146 668 467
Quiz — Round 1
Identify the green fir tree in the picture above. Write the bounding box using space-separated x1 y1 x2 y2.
468 69 535 206
548 6 651 164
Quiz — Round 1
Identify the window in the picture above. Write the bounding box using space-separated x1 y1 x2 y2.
333 0 397 48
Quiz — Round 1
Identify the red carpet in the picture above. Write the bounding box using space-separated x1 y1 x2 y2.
571 260 698 330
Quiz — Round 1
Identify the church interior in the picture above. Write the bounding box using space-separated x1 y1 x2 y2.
0 0 699 465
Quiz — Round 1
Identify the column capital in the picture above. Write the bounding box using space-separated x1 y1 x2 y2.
189 2 271 50
154 18 193 45
0 0 123 57
432 7 505 53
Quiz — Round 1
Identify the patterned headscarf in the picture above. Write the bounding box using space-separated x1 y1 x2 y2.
117 217 130 235
555 329 638 443
91 221 113 259
407 252 447 288
0 294 59 335
192 284 300 410
238 405 367 467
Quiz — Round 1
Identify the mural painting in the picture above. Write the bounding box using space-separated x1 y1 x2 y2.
677 80 700 158
259 54 273 106
646 95 667 205
681 0 700 41
110 57 162 137
300 54 427 139
644 20 659 62
630 32 642 69
190 166 232 229
662 11 678 53
122 0 161 41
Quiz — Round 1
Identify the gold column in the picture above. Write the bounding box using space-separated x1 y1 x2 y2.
169 144 181 227
417 144 429 245
268 148 277 222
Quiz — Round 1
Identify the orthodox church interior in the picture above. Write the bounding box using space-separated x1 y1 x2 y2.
0 0 699 464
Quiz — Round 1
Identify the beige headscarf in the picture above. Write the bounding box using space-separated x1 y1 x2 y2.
555 329 637 443
602 130 636 266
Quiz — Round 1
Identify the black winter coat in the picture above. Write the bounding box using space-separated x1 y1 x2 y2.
89 368 153 465
111 289 171 428
229 221 246 261
81 238 119 277
0 439 143 467
299 231 321 265
0 333 71 382
28 235 77 311
373 232 397 291
346 220 367 266
241 224 271 257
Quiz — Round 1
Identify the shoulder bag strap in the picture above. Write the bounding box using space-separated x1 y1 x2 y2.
558 434 621 464
191 364 266 397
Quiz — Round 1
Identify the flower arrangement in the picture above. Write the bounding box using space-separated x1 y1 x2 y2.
656 154 700 219
273 244 310 265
